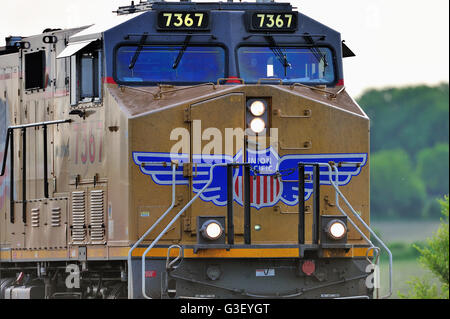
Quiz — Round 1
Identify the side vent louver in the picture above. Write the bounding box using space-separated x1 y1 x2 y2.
90 190 105 243
71 191 86 243
51 207 62 227
31 208 40 227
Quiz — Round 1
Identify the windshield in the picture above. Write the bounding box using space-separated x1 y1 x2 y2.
237 46 335 84
116 45 226 84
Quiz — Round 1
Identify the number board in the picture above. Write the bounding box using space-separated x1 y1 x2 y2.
248 12 298 32
157 11 210 31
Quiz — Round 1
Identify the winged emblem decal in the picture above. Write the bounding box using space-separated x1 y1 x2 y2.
133 147 367 210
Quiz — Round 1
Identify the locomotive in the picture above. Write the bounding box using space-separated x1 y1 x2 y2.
0 0 392 299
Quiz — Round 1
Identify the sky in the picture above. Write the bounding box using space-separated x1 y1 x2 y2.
0 0 448 97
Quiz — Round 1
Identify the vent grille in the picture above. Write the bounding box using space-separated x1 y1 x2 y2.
71 191 86 243
90 190 105 243
31 208 40 227
51 207 62 227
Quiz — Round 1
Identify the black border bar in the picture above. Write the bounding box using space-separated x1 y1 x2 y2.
298 163 321 246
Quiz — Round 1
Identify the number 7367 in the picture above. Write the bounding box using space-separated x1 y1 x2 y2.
257 14 293 28
164 13 205 27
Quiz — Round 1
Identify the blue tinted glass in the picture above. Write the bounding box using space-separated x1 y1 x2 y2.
116 46 225 84
81 57 94 97
237 47 335 84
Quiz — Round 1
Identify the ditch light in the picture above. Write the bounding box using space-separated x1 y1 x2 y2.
197 216 226 245
321 215 348 244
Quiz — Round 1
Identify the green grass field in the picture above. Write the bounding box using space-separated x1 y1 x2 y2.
371 220 443 298
372 220 441 243
378 258 440 298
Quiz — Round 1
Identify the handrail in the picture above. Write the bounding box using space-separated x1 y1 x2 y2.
130 160 392 299
289 82 345 99
127 164 177 299
118 85 162 100
1 119 72 224
301 162 390 298
141 163 227 299
1 119 72 176
328 163 393 299
156 82 217 98
321 163 375 247
7 119 72 130
257 78 283 85
0 128 11 177
166 245 183 271
119 82 217 100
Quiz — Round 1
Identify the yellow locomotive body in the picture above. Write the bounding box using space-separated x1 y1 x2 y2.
0 1 391 299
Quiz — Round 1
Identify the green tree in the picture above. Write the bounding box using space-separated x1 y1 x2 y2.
400 196 449 299
416 197 449 287
416 143 449 196
358 83 449 159
358 83 449 220
371 149 426 219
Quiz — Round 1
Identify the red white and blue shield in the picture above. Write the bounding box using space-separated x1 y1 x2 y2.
234 174 283 209
233 147 282 209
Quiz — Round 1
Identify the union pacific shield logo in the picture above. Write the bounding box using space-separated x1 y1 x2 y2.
132 147 367 210
233 147 283 209
234 174 283 209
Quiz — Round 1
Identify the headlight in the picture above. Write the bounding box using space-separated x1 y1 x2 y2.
250 118 266 134
326 220 347 240
249 100 266 116
200 220 224 241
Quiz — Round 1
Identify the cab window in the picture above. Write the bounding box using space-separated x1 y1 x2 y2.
115 45 226 85
71 46 102 105
25 51 46 90
237 46 335 85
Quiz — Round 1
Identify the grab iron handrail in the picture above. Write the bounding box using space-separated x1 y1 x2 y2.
127 163 178 299
130 159 392 299
1 119 72 224
326 163 393 299
296 162 391 299
139 163 228 299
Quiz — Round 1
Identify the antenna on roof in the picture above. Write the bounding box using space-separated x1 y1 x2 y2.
115 0 160 15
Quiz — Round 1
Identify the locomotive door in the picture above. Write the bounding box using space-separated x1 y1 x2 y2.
188 93 246 242
1 63 24 248
0 72 9 246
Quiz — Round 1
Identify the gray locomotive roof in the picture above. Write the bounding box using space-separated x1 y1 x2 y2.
58 1 296 58
57 11 145 58
116 0 293 15
69 12 145 43
69 0 294 43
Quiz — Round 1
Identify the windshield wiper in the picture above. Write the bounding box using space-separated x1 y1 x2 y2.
303 34 328 68
265 36 291 77
173 35 192 70
129 33 148 70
